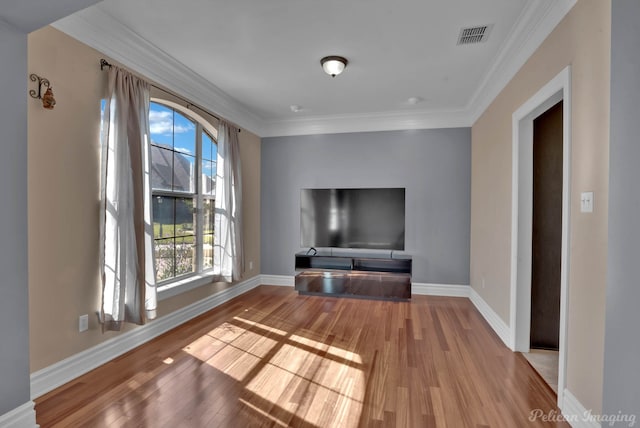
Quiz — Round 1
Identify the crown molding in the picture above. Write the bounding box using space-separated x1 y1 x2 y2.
52 5 266 136
466 0 578 124
51 0 576 137
260 107 472 137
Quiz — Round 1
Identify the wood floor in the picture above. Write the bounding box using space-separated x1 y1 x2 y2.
35 285 568 427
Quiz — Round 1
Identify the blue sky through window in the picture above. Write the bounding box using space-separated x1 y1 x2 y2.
149 102 199 193
101 101 199 156
149 102 196 155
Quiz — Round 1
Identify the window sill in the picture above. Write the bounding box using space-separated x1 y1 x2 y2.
157 272 221 301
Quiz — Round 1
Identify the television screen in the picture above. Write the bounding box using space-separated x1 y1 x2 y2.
300 188 406 250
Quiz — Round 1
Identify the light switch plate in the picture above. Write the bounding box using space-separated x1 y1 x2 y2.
581 192 594 213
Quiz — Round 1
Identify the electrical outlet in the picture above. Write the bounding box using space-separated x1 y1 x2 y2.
79 314 89 332
249 261 254 270
481 277 486 289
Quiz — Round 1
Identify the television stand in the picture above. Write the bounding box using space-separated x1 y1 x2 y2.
294 251 412 300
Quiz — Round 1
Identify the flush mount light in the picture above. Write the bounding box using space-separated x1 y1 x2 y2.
320 56 348 77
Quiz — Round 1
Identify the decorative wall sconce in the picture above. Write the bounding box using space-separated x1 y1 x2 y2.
29 74 56 110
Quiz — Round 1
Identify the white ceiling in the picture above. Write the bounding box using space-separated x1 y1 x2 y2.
53 0 576 136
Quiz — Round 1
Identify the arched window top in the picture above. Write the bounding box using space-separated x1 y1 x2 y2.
149 100 218 282
150 98 218 140
149 101 217 194
150 102 197 156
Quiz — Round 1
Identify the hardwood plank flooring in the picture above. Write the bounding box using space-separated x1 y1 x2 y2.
35 285 568 427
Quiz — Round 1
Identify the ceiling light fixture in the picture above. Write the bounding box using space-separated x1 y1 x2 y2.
320 56 348 77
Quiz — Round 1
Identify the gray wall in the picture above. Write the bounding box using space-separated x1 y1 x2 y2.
261 128 471 284
0 21 31 415
603 0 640 423
1 2 102 419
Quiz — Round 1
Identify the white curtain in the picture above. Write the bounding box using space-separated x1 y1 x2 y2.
99 66 157 330
214 121 244 281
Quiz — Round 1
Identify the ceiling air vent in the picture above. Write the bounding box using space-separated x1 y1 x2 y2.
457 25 493 45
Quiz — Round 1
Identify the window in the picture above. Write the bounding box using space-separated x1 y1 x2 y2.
149 101 217 283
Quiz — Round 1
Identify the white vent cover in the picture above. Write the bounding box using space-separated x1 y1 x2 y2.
457 25 493 45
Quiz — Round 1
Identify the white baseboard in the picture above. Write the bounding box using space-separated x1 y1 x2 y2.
260 277 474 297
260 274 294 287
469 287 512 348
0 401 38 428
30 275 262 399
561 389 602 428
28 273 514 409
412 284 512 355
412 282 470 297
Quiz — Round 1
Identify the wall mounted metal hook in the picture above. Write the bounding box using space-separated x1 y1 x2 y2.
29 74 56 109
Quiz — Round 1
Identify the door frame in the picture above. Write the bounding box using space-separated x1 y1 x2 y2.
509 66 571 408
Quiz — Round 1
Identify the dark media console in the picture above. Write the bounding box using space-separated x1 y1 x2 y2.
294 251 412 300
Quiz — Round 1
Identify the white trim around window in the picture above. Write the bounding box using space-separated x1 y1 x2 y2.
157 271 220 300
150 98 219 297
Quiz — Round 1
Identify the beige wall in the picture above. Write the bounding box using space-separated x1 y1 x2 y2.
28 26 261 372
471 0 610 412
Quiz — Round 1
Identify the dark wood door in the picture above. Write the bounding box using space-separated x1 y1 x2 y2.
530 100 563 350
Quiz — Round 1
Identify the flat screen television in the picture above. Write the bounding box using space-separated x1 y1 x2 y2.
300 188 406 250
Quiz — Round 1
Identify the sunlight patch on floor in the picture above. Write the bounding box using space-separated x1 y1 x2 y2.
180 317 365 427
205 344 263 381
238 398 290 427
226 329 279 358
246 345 364 427
233 316 288 336
208 321 247 343
182 334 228 361
289 333 363 364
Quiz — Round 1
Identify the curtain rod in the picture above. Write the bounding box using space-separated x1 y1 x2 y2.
100 59 240 132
